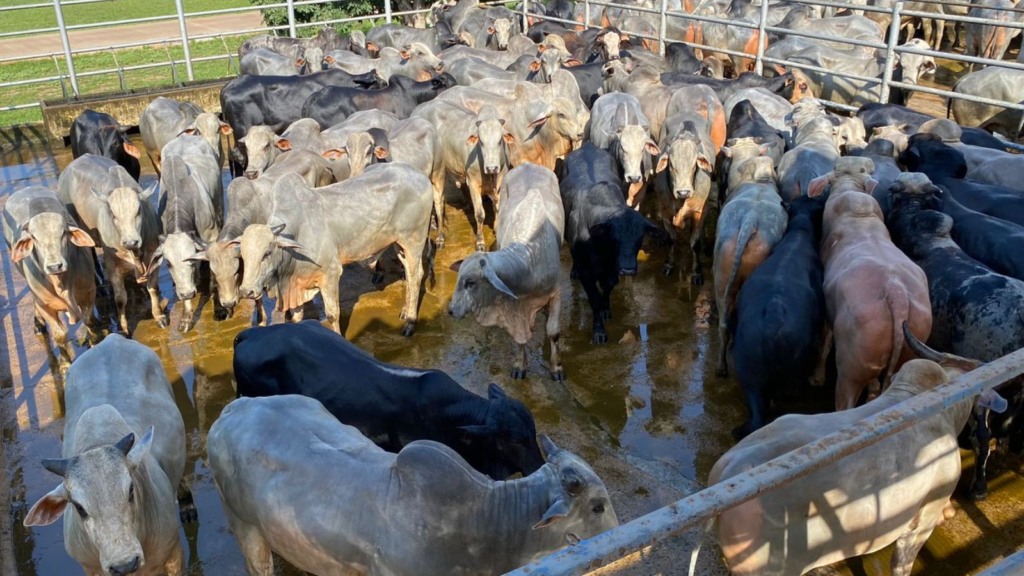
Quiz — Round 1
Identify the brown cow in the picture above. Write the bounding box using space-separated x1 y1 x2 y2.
813 157 932 410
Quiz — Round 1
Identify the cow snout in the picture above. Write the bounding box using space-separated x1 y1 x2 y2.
484 165 501 175
178 290 197 300
220 298 237 311
434 62 445 72
108 556 140 576
122 239 140 250
625 174 642 184
619 266 638 277
244 170 258 179
675 189 692 199
45 261 66 275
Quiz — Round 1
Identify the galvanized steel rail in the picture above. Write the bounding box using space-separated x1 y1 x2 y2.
504 346 1024 575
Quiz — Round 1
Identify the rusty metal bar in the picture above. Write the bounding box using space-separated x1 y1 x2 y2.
976 550 1024 576
505 347 1024 576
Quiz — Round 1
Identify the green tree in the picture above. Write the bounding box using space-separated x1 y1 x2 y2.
248 0 386 35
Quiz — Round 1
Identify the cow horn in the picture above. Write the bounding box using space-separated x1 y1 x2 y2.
539 434 559 459
902 322 981 371
113 432 136 457
41 458 69 478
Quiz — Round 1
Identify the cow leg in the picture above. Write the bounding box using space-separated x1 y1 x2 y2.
689 213 705 285
467 178 488 252
177 478 197 523
147 274 168 329
226 511 274 576
511 343 528 380
717 317 730 377
934 18 946 49
178 296 195 333
970 409 992 500
431 169 447 249
33 312 47 335
322 272 343 334
891 513 936 576
36 302 71 372
164 541 184 576
662 223 679 276
812 326 833 386
109 261 130 335
579 270 608 344
255 296 267 327
395 242 425 336
547 293 565 381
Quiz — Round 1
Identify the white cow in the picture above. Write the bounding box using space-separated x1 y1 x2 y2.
24 335 186 576
208 394 618 576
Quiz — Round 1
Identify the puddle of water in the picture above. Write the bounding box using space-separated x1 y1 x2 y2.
1 129 1021 576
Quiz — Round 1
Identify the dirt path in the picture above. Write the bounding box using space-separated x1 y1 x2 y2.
0 11 264 61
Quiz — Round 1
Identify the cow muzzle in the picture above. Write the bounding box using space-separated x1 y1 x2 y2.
122 239 140 250
484 165 501 175
45 261 67 275
674 189 692 200
625 174 642 184
107 555 141 576
178 289 197 300
434 62 445 72
619 266 638 277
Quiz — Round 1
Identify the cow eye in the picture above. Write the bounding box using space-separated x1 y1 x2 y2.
128 483 135 503
592 502 605 514
73 501 88 519
263 250 273 260
464 279 476 289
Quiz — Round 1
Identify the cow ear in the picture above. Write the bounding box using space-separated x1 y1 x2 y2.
532 497 571 530
68 226 95 248
219 121 233 135
226 236 242 248
295 58 306 68
807 173 831 198
365 41 379 53
502 132 516 145
864 177 879 196
270 222 287 236
23 485 69 527
322 148 348 160
122 140 141 159
373 146 391 161
178 127 199 137
466 134 480 146
324 55 336 65
644 140 661 156
11 230 33 262
697 154 713 173
275 236 303 251
187 250 209 262
274 138 293 151
449 259 464 272
126 427 154 469
529 59 542 72
487 26 496 34
539 433 559 459
720 145 732 158
399 49 411 60
527 115 550 129
487 382 508 400
655 154 669 173
140 183 157 201
564 58 582 67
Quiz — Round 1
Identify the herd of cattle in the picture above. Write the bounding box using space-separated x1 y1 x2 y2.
6 0 1024 573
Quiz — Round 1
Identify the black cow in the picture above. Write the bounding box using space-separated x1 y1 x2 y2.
559 143 666 344
545 0 575 21
935 186 1024 282
69 110 141 181
302 72 456 128
232 321 545 481
731 195 827 439
665 42 705 75
562 59 606 108
660 71 798 102
857 102 1007 150
220 68 384 173
848 139 902 217
900 137 1024 227
887 176 1024 499
717 99 785 202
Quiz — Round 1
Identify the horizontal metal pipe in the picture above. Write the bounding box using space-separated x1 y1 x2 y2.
901 9 1024 28
895 43 1024 72
586 0 665 17
975 549 1024 576
506 346 1024 576
762 0 895 15
664 10 760 30
760 55 884 83
0 0 109 12
763 24 887 50
889 80 1024 112
0 102 44 112
0 25 60 38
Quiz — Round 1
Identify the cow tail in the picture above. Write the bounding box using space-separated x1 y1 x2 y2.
724 215 758 327
883 279 909 391
687 517 716 576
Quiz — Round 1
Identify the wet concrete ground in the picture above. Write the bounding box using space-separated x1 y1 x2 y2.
0 127 1022 575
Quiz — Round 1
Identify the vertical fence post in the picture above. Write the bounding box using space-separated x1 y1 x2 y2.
52 0 79 97
659 0 667 56
287 0 297 37
522 0 529 32
174 0 195 82
584 0 591 29
385 0 393 24
879 0 903 104
754 0 770 74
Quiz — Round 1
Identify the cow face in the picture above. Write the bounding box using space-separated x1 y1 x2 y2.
237 223 302 300
614 124 659 184
870 125 910 154
400 42 444 75
305 46 324 72
465 383 546 477
448 253 517 319
488 18 513 50
593 209 662 277
834 117 867 153
659 132 714 201
105 185 152 252
468 114 512 176
153 232 206 301
531 435 619 541
239 125 288 180
597 31 621 61
325 131 390 178
896 40 937 85
25 428 154 576
11 213 94 274
198 240 242 312
181 112 230 161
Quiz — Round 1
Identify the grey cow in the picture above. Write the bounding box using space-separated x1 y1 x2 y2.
323 43 444 81
237 125 291 180
139 97 230 174
194 150 331 325
57 154 165 334
449 164 566 380
208 394 618 576
778 99 841 201
153 135 223 332
588 92 661 207
3 186 97 371
24 334 186 576
240 46 308 76
236 162 433 335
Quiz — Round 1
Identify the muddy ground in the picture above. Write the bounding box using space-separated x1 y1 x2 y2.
0 124 1021 576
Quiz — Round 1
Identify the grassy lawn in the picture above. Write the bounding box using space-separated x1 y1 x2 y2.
0 0 252 35
0 34 250 124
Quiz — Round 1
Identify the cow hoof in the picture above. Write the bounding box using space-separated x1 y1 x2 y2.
475 242 487 252
510 367 527 379
599 309 611 321
33 317 47 335
592 330 608 344
970 487 989 501
436 236 446 250
178 320 193 333
662 263 674 276
691 273 704 286
178 500 198 524
551 367 566 382
401 321 416 337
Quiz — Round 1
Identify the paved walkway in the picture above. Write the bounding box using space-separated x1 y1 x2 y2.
0 11 264 60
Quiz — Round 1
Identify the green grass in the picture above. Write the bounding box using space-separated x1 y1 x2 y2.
0 0 252 35
0 34 250 124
